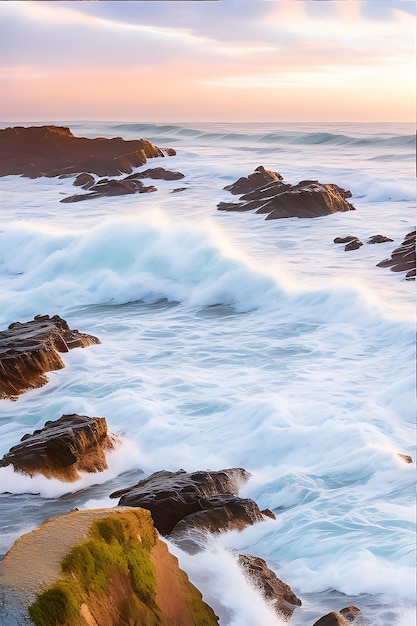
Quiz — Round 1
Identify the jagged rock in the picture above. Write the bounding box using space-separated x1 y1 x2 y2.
0 414 117 481
312 606 361 625
238 554 301 620
345 239 363 251
377 230 416 279
224 166 283 194
0 125 175 178
367 234 394 244
334 236 360 244
0 314 100 400
218 170 355 219
0 508 219 625
110 468 272 537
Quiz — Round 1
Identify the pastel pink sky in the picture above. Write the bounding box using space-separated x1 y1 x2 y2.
1 0 415 122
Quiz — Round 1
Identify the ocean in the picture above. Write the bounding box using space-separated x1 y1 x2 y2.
0 121 415 625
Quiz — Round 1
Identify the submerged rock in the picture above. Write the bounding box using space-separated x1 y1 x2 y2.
110 468 274 538
377 230 416 279
0 508 219 625
218 168 355 219
238 553 302 620
0 315 100 400
344 239 363 251
0 125 175 178
0 414 117 481
367 234 394 244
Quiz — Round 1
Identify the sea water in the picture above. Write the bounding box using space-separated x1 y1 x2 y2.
0 121 415 625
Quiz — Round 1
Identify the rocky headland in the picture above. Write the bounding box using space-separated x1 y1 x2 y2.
0 507 219 625
0 315 100 400
0 125 176 178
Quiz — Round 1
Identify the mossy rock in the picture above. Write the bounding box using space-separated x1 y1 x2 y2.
28 508 218 625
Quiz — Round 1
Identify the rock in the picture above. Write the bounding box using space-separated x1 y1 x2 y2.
73 172 95 189
61 178 157 202
312 606 362 625
344 239 363 251
218 171 355 219
0 414 117 481
377 230 416 279
0 125 175 178
0 508 219 625
238 554 301 620
398 453 413 464
224 166 284 195
125 166 185 181
0 315 100 400
110 468 271 537
172 187 187 193
334 236 360 244
367 234 394 244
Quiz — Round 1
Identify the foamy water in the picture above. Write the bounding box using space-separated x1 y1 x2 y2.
0 121 415 625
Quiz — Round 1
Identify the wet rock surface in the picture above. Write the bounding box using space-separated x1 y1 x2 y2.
377 229 416 279
0 125 174 178
312 606 362 625
110 468 273 537
238 553 302 620
218 168 355 219
224 165 283 195
0 414 116 481
61 167 185 202
0 314 100 400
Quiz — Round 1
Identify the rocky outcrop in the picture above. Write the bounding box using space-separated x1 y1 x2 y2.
0 508 219 625
0 125 175 178
218 169 354 219
0 414 117 481
238 554 301 620
61 167 185 202
312 606 362 625
377 230 416 279
110 468 274 539
224 165 283 194
0 315 100 400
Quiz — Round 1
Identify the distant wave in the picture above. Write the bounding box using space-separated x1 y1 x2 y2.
110 123 416 149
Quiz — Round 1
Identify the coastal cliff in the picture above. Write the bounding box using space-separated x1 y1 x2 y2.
0 507 219 625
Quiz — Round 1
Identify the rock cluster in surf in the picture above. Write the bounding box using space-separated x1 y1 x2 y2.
218 166 355 219
61 166 185 203
0 314 100 400
377 229 416 279
0 414 117 481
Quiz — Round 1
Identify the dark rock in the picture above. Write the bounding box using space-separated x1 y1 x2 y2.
0 414 117 481
334 236 360 244
344 239 363 251
367 234 394 244
73 172 95 189
398 453 413 464
238 554 301 620
0 314 100 400
61 179 157 203
172 187 187 193
0 125 175 178
219 171 355 219
224 166 284 195
125 166 185 181
377 230 416 279
312 606 362 626
162 147 177 156
110 468 268 537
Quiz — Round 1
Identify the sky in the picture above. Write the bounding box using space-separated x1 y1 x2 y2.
0 0 415 123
